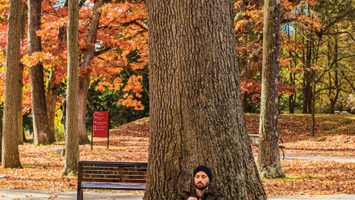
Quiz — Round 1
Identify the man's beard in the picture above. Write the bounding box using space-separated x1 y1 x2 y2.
195 182 209 191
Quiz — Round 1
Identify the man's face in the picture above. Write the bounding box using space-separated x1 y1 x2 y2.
194 171 210 190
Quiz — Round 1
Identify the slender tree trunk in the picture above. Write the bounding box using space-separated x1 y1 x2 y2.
46 71 60 141
328 36 340 114
257 0 285 179
17 78 23 145
77 76 91 144
144 1 266 199
17 6 27 145
330 100 336 114
242 93 248 113
288 26 296 114
288 72 295 114
28 0 53 145
311 83 316 136
303 38 313 114
63 0 79 176
308 86 312 113
45 24 67 141
2 0 23 168
77 0 104 145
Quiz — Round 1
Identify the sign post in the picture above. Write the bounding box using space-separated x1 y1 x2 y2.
91 109 110 150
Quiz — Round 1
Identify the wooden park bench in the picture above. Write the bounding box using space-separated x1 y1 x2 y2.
248 133 286 160
77 161 147 200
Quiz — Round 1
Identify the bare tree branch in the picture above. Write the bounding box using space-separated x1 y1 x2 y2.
323 31 355 41
340 70 355 91
316 8 355 37
94 46 111 56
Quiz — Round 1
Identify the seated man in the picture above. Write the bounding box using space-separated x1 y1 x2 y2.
179 165 224 200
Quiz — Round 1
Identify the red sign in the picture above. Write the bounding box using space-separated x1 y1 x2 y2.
93 111 109 137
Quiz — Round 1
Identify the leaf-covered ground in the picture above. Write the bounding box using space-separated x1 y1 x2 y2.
0 114 354 196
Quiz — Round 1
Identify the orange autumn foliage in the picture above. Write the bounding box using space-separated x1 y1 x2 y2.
0 0 148 111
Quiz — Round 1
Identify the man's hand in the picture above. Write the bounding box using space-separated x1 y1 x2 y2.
187 197 198 200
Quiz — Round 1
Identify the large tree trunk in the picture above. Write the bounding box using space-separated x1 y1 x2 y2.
63 0 79 176
28 0 53 145
77 0 104 145
1 0 23 168
144 1 266 199
257 0 285 179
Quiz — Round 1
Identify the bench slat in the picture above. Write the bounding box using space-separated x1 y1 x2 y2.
81 172 146 176
248 133 286 160
81 182 146 190
77 161 148 198
81 168 146 172
79 161 146 166
81 176 146 181
82 167 146 170
81 178 146 183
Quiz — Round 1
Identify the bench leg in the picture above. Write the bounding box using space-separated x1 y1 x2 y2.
77 187 83 200
280 148 285 160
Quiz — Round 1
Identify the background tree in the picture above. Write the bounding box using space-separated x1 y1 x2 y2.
28 0 53 145
1 0 23 168
257 0 285 178
1 0 149 142
144 0 266 199
16 7 26 145
77 0 104 144
62 0 79 176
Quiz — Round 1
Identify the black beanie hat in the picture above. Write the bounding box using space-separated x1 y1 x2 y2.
193 165 213 182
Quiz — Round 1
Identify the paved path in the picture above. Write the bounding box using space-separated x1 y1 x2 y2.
1 153 353 199
0 189 143 200
0 189 354 200
284 153 355 163
268 194 355 200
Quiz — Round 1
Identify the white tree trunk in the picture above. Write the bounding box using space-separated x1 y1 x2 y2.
257 0 285 178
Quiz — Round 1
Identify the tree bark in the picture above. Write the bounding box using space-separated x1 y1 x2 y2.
2 0 23 168
144 0 266 199
77 76 91 144
311 83 316 136
288 72 296 114
302 37 313 114
328 36 340 114
77 0 104 145
63 0 80 176
28 0 53 145
257 0 285 179
17 6 27 145
46 71 60 141
17 80 23 145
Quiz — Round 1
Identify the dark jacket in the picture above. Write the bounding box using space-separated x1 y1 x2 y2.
178 186 224 200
